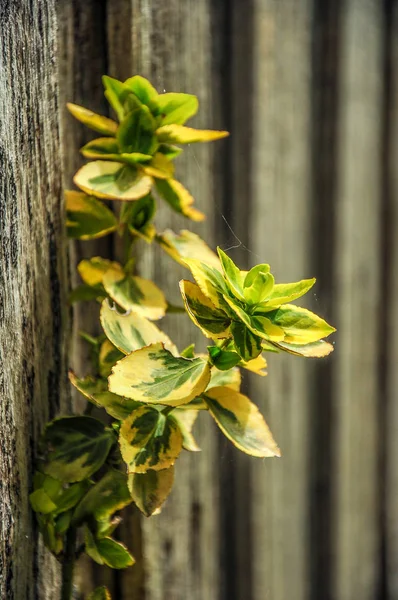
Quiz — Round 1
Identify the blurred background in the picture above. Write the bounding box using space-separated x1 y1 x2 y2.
56 1 398 598
56 1 398 599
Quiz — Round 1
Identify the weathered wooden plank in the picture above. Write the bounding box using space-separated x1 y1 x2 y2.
0 1 68 597
106 2 224 598
333 1 383 598
250 3 313 600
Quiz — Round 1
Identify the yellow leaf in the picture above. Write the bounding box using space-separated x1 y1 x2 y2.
240 354 268 377
171 410 201 452
155 179 205 222
142 153 175 179
67 103 118 136
180 280 231 340
78 257 120 286
156 124 229 144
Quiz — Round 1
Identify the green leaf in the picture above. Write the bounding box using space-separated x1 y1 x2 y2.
109 342 211 406
157 92 198 125
102 76 133 121
73 469 132 527
94 536 135 569
100 299 177 355
217 248 245 299
205 387 281 458
124 75 159 111
230 321 262 361
65 191 117 240
37 515 63 555
53 481 92 515
117 106 157 155
156 124 229 144
171 410 200 452
264 304 336 344
69 284 106 304
208 346 241 371
155 178 205 221
87 586 112 600
42 416 114 483
271 339 334 358
243 264 270 288
92 391 142 421
258 278 317 309
180 280 231 340
223 295 284 341
128 466 174 517
120 194 156 242
243 271 275 305
157 143 183 160
102 266 167 320
54 511 72 535
29 489 57 514
119 407 183 473
157 229 220 268
180 343 195 358
74 161 153 201
66 103 118 136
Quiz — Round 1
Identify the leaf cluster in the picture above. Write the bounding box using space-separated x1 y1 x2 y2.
31 75 335 598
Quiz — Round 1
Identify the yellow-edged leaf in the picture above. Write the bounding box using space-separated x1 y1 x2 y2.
183 258 228 309
99 339 124 378
157 92 198 125
272 339 334 357
155 178 205 221
65 191 117 240
67 103 117 136
156 124 229 144
223 295 284 341
74 161 153 201
208 366 241 391
100 300 177 355
171 410 200 452
128 466 174 516
265 304 336 344
205 386 280 458
119 407 183 473
258 278 316 309
102 265 167 320
180 280 231 339
157 229 220 268
109 343 211 406
142 153 174 179
240 354 268 376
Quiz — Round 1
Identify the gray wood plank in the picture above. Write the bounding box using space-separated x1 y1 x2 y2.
250 3 313 600
0 1 69 597
333 1 383 598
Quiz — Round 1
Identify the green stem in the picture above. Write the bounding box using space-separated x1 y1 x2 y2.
61 527 77 600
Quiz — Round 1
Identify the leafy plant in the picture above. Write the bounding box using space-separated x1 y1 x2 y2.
31 74 335 599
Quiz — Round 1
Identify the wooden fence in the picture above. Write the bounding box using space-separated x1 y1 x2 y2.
1 1 398 599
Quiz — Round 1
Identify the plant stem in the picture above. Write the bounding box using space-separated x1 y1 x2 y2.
61 526 77 600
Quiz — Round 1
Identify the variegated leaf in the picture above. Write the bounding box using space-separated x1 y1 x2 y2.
264 304 336 344
74 161 153 201
157 92 198 125
240 354 268 376
183 258 229 310
257 278 316 310
119 407 183 473
272 339 334 357
171 410 200 452
180 280 231 339
99 339 124 378
208 366 241 391
157 229 220 268
205 386 280 458
77 257 119 286
109 343 211 406
155 178 205 221
230 321 263 361
66 191 117 240
142 153 175 179
103 265 167 320
224 295 284 341
66 103 117 136
128 466 174 517
100 300 177 355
